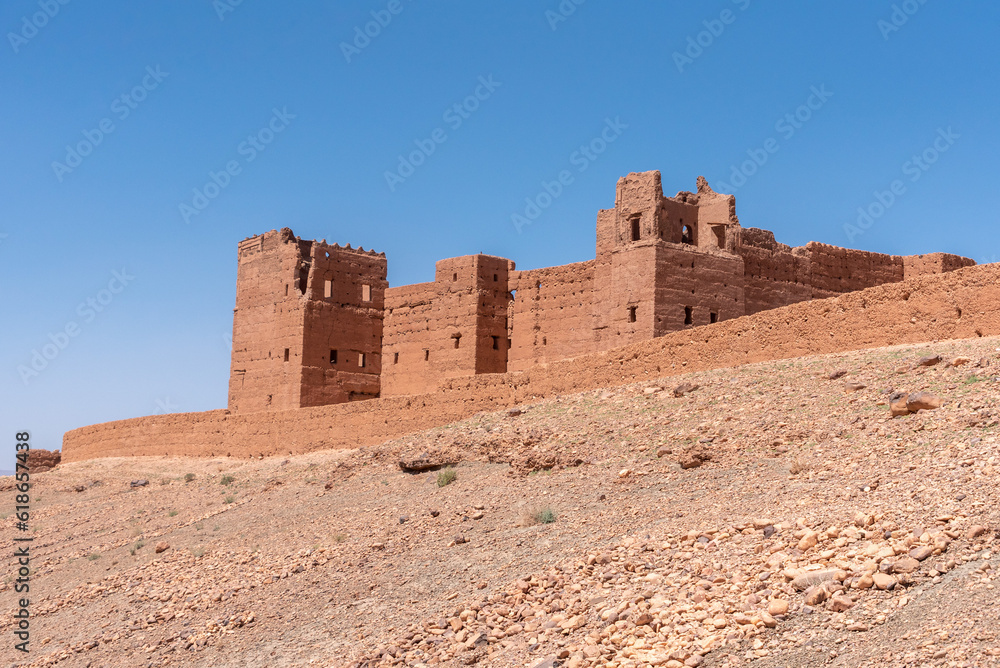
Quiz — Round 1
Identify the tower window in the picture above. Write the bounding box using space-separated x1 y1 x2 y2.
393 352 399 364
358 353 366 368
630 216 641 241
684 306 693 325
361 284 371 302
628 306 637 323
491 335 499 350
454 335 461 349
285 284 289 296
681 225 694 245
710 312 718 324
424 350 430 361
284 348 290 362
493 273 498 282
324 279 332 299
330 349 337 364
453 272 458 281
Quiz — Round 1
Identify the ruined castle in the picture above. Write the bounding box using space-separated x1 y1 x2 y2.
227 170 974 413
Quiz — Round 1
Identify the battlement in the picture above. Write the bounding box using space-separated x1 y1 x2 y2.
226 171 974 413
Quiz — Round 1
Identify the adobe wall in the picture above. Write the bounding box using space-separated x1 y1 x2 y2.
63 262 1000 463
805 241 903 296
737 228 813 315
382 255 512 396
228 230 308 412
904 253 977 279
508 261 596 372
227 229 387 412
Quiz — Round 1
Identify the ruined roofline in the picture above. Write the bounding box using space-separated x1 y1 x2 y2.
239 227 386 258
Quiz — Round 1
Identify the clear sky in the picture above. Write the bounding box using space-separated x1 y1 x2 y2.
2 1 998 465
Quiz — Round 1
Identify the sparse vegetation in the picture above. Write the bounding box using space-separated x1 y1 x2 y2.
130 540 145 555
168 510 178 517
224 495 235 504
184 473 195 483
220 475 234 486
334 534 346 543
191 547 206 558
437 467 457 487
87 553 100 561
521 506 557 527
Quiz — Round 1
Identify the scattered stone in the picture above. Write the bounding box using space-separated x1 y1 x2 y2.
828 370 848 380
791 568 838 590
796 530 820 551
398 451 457 472
804 586 828 606
948 356 972 367
768 599 789 616
844 382 867 392
678 445 712 470
506 407 523 417
829 595 854 612
872 573 897 590
154 542 169 554
893 556 920 573
906 392 942 412
672 383 700 398
130 480 149 488
909 545 934 561
916 355 942 367
890 392 911 417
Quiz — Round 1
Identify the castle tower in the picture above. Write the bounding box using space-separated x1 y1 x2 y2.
593 172 746 351
228 228 387 412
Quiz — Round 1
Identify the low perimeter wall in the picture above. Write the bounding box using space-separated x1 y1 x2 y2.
63 263 1000 462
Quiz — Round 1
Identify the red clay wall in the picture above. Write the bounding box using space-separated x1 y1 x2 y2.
904 253 977 279
509 261 596 372
382 255 512 396
63 263 1000 462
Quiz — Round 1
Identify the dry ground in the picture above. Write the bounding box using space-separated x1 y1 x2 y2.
4 335 1000 668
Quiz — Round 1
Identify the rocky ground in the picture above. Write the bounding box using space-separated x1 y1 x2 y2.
3 335 1000 668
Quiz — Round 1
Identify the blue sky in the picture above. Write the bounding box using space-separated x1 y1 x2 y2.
2 1 998 464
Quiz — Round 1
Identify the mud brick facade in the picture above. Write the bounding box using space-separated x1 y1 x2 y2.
227 171 974 411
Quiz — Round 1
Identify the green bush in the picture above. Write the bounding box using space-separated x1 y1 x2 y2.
437 468 457 487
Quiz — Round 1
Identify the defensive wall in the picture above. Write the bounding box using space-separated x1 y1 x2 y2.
63 261 1000 462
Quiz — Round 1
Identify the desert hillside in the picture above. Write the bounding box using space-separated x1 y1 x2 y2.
5 336 1000 668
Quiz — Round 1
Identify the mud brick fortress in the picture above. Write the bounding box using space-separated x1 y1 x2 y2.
227 170 974 413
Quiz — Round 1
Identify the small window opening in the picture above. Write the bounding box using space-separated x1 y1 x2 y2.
361 284 371 302
628 306 637 323
393 352 399 364
491 335 499 350
324 279 332 299
358 353 366 368
452 272 458 281
285 284 289 296
284 348 290 362
684 306 693 325
493 273 498 282
681 225 694 245
710 312 718 324
297 265 308 294
330 349 337 364
454 336 461 349
424 350 430 361
630 217 641 241
542 337 547 346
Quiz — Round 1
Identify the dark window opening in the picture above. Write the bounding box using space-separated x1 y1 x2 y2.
452 272 458 281
684 306 693 325
424 350 430 361
542 337 547 346
713 225 726 248
681 225 694 245
453 335 461 349
297 265 308 294
710 312 718 324
491 335 499 350
628 306 637 323
285 284 289 296
630 217 641 241
493 273 498 282
284 348 290 362
330 349 337 364
393 352 399 364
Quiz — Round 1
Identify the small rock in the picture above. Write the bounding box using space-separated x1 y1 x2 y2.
767 599 789 616
846 623 869 632
909 545 934 561
844 382 867 392
889 392 911 417
828 370 848 380
892 556 920 573
429 509 440 517
506 407 523 417
872 573 896 590
760 611 777 628
678 445 712 470
453 535 467 545
643 386 662 395
796 531 820 551
130 480 149 488
154 542 169 554
906 392 942 412
967 525 987 539
803 586 828 606
471 511 484 520
948 356 972 367
673 383 700 398
398 451 458 472
791 569 840 591
916 355 942 367
829 595 854 612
